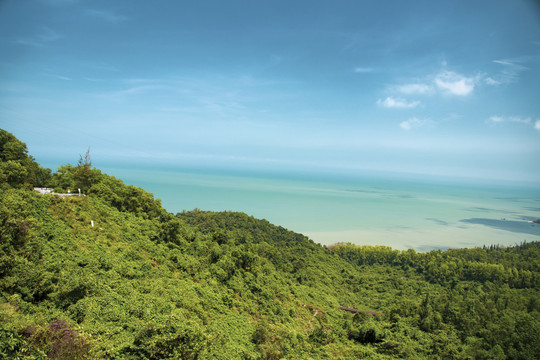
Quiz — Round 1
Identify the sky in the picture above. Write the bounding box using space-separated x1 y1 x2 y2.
1 0 540 184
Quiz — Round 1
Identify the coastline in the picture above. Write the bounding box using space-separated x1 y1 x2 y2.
305 223 540 252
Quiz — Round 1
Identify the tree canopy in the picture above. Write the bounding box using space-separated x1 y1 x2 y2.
0 129 51 188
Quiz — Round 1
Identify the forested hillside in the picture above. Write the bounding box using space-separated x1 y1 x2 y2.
1 129 539 359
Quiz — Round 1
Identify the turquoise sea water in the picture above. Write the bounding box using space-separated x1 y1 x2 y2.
102 166 540 251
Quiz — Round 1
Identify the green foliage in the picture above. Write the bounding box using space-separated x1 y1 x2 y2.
0 189 43 292
124 317 211 360
74 149 93 192
332 242 540 359
0 129 51 188
0 322 47 360
347 314 385 344
2 131 540 359
331 241 540 288
50 164 104 195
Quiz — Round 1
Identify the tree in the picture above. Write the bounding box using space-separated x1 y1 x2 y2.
73 148 92 193
0 129 51 188
0 161 28 188
0 130 28 162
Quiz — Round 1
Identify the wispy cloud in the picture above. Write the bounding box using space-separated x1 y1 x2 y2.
400 117 431 130
354 67 374 73
489 115 504 123
484 77 500 85
105 85 168 98
492 60 514 66
394 83 433 95
489 115 531 124
15 27 62 47
377 96 420 109
91 78 171 98
488 115 540 132
84 61 119 72
84 9 128 23
44 73 72 81
434 71 476 96
508 116 532 124
96 77 255 118
485 58 527 85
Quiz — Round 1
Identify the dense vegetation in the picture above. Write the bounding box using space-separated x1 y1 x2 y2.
1 129 539 359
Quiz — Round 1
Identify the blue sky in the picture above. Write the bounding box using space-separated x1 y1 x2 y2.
1 0 540 183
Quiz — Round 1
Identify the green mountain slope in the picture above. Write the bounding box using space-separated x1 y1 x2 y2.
1 129 539 359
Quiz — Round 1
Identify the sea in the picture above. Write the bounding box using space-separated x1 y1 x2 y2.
100 165 540 252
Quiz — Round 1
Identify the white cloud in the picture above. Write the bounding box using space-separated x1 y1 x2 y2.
400 117 430 130
490 115 531 124
489 115 539 131
489 116 504 123
492 60 514 66
434 71 476 96
354 67 373 73
395 83 433 95
399 121 412 130
386 69 478 100
377 97 420 109
484 77 500 85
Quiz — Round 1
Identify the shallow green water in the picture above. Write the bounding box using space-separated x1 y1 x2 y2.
102 166 540 251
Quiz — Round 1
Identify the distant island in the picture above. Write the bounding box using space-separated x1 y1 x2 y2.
1 129 539 359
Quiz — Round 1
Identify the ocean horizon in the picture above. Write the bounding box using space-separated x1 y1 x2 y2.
92 164 540 252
